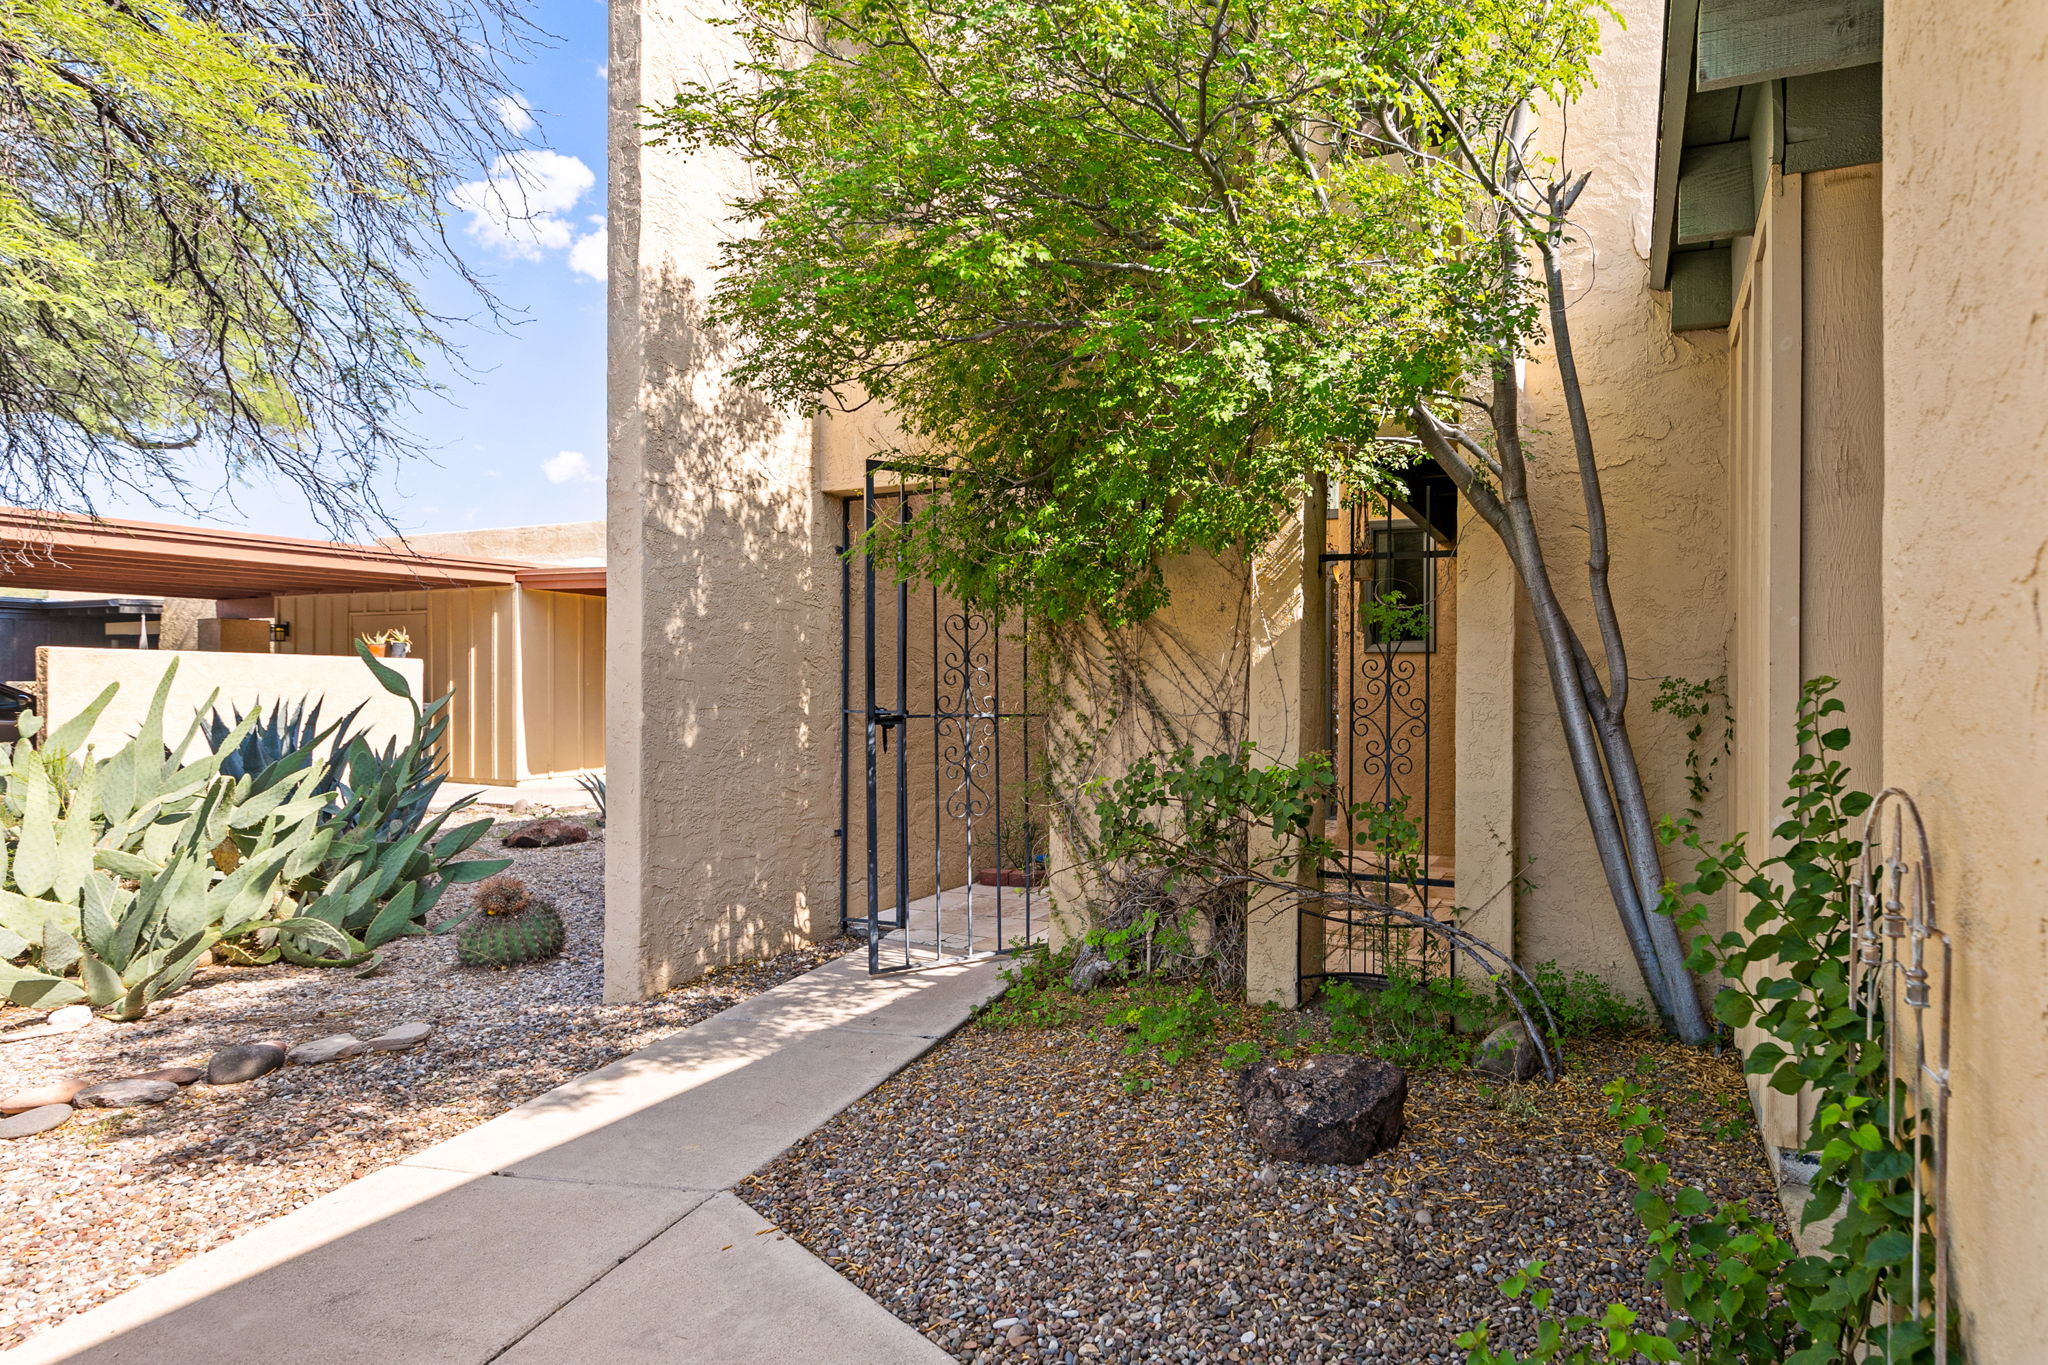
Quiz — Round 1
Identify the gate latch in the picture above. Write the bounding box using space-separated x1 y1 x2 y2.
871 709 905 752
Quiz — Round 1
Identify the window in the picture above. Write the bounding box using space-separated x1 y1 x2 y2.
1363 522 1435 649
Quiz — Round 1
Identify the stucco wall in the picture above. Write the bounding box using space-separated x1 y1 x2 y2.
608 0 840 1000
382 522 607 566
1040 526 1314 1005
1882 2 2048 1355
1509 2 1732 992
36 646 422 758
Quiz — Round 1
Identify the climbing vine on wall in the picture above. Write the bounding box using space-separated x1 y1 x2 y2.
1460 679 1950 1364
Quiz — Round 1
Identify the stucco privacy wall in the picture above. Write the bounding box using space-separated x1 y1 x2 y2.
382 522 607 566
1039 526 1315 1006
1509 3 1731 991
36 647 422 757
1882 2 2048 1356
608 0 839 1000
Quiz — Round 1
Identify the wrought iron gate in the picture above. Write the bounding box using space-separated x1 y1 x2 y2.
837 463 1040 973
1308 487 1457 990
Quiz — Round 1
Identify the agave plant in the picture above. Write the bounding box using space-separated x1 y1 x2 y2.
205 695 365 794
0 665 345 1017
0 648 512 1015
270 643 508 968
574 771 606 824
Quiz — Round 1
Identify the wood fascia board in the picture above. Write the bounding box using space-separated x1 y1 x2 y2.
0 508 528 596
1650 0 1705 289
1696 0 1882 92
1677 140 1757 244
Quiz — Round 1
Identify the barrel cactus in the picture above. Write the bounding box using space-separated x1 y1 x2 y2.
456 875 565 968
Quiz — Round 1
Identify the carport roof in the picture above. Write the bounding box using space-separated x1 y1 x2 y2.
0 509 538 599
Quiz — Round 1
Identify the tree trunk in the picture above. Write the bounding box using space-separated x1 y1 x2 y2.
1411 385 1709 1042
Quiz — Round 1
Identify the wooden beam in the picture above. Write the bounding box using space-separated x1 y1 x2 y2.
1677 141 1757 244
1671 248 1735 331
1697 0 1882 93
1682 85 1743 145
1784 64 1882 172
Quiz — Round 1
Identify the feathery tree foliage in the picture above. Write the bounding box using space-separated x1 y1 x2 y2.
0 0 537 532
648 0 1711 1040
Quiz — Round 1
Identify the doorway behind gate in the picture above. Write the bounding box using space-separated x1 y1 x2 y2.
1308 484 1459 992
836 467 1044 973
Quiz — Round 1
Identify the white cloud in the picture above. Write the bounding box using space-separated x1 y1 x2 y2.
491 94 534 137
595 62 609 80
448 150 596 262
569 218 608 282
543 450 600 484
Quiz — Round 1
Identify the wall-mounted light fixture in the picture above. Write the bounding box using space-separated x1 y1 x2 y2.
270 621 291 643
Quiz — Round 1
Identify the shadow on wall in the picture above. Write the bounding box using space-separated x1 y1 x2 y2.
616 267 841 994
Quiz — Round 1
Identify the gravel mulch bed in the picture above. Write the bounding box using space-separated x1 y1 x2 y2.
0 817 853 1351
743 1011 1781 1364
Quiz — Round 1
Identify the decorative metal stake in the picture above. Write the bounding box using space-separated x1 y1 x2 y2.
1852 789 1951 1364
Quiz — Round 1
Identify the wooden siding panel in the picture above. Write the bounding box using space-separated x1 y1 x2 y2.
1727 169 1806 1156
1799 167 1883 779
518 588 606 778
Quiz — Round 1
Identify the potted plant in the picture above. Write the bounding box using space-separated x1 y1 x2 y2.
360 631 388 658
384 628 411 659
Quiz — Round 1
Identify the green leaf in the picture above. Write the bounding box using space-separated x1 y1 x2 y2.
46 682 119 756
39 916 81 974
1710 990 1753 1028
78 951 123 1007
439 856 513 885
0 961 85 1008
353 641 417 700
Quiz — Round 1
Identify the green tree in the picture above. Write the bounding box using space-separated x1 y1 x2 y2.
647 0 1709 1039
0 0 536 533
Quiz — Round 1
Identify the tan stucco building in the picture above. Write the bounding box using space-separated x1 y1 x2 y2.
609 0 2045 1355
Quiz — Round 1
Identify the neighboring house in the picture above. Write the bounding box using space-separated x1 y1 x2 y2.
611 0 2041 1355
0 511 607 788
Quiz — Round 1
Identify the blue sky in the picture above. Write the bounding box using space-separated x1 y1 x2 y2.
106 0 612 542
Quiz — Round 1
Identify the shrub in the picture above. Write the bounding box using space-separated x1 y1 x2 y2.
0 665 340 1016
0 649 507 1013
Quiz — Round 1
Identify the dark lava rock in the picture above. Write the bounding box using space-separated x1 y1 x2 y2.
74 1078 179 1108
502 818 590 849
1238 1053 1407 1163
1472 1020 1543 1082
207 1042 288 1085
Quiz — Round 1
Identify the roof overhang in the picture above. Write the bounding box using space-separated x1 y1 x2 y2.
0 510 531 599
514 565 607 596
1649 0 1884 330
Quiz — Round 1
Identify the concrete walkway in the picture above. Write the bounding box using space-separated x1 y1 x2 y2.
12 953 1009 1364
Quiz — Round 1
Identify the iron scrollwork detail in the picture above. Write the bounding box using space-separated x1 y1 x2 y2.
937 609 996 821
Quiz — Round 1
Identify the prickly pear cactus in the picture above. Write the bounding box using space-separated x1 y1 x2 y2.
456 876 563 968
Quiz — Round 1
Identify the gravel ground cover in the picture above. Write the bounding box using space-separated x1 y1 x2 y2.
0 817 853 1350
744 999 1781 1364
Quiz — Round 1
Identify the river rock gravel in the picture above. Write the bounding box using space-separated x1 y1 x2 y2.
743 1016 1781 1363
0 821 853 1351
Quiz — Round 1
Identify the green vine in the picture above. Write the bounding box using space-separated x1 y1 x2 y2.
1460 679 1949 1364
1651 675 1732 825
